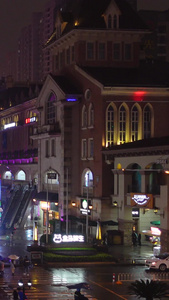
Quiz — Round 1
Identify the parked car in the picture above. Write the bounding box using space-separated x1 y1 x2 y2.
145 253 169 271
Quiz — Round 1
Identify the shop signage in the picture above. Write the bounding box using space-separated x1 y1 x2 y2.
131 193 153 208
40 201 50 210
80 199 91 215
132 208 139 218
25 117 36 124
53 234 84 243
4 122 16 129
47 173 57 179
151 227 161 236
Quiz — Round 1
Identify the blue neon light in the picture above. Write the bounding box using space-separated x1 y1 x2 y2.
66 98 77 102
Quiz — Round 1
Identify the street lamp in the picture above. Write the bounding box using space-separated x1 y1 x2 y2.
86 172 89 243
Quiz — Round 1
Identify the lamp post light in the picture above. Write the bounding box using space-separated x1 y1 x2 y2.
86 172 89 243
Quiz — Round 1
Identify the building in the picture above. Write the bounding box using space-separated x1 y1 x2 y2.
1 0 169 250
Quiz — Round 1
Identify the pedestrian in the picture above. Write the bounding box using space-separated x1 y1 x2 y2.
10 260 15 276
138 233 141 246
13 288 19 300
23 255 30 275
17 288 24 300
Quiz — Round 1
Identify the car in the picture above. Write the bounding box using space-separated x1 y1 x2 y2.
145 253 169 271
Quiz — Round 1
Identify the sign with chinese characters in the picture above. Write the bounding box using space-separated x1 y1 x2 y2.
53 234 84 243
131 193 153 208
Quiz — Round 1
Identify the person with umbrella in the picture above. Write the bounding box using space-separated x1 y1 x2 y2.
10 260 15 276
67 282 89 300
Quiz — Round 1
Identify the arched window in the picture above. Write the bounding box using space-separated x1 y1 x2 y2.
46 93 56 124
16 170 26 181
82 169 93 197
144 106 151 139
131 106 138 141
82 105 87 128
119 105 126 144
88 103 94 127
107 105 114 146
108 14 112 28
113 15 117 29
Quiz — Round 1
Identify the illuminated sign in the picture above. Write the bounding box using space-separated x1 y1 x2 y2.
151 227 161 236
53 234 84 243
4 122 16 129
40 201 50 210
132 208 139 218
25 117 36 124
133 91 146 102
132 194 149 206
66 98 77 102
80 199 91 215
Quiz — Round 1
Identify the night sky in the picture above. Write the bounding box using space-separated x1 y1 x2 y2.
0 0 169 76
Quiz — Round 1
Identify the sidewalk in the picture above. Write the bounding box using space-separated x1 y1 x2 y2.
108 241 154 265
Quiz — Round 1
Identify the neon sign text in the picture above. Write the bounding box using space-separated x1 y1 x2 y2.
4 122 16 129
132 194 150 205
25 117 36 124
53 234 84 243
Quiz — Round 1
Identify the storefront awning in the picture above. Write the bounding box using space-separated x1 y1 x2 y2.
150 220 160 226
35 191 58 202
61 215 118 227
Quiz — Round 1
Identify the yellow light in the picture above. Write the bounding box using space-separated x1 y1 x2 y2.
165 170 169 174
34 222 38 241
40 201 50 210
72 201 76 207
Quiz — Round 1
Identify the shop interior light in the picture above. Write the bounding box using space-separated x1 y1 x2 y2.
154 206 165 218
72 201 76 207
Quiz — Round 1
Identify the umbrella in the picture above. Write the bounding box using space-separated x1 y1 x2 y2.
67 282 90 291
8 255 19 260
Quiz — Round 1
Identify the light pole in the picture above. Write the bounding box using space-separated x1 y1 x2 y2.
46 174 49 244
66 168 69 235
86 172 89 243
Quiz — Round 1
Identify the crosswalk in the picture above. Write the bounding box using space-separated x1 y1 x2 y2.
0 266 97 300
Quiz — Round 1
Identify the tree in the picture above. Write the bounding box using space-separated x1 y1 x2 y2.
128 279 169 300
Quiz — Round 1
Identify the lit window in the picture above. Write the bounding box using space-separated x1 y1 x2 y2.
107 105 114 147
144 106 151 139
119 106 126 144
46 93 56 124
82 169 94 196
131 106 138 141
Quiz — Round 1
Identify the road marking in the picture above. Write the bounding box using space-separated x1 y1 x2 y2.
89 279 127 300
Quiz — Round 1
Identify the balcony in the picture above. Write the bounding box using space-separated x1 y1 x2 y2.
32 123 61 139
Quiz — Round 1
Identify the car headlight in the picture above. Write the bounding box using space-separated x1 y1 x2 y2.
152 261 157 265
